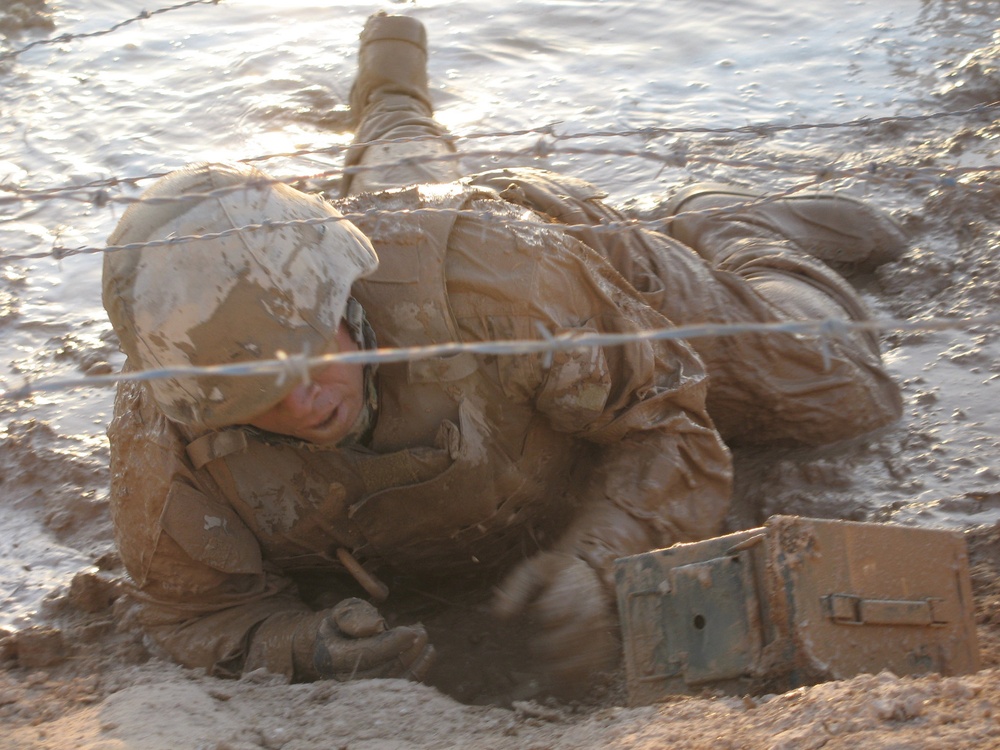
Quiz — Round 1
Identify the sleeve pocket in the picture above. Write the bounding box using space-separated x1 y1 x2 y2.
160 480 263 575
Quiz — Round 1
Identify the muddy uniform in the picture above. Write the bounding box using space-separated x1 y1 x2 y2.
102 12 907 687
107 165 901 680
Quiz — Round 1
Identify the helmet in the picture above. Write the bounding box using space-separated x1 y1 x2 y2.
102 161 379 429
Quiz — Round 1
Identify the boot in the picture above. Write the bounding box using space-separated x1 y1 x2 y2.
663 183 908 272
349 12 432 121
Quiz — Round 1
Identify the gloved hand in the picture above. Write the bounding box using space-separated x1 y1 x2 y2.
493 551 618 694
313 598 435 682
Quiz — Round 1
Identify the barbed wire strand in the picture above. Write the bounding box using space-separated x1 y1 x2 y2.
4 312 999 402
4 157 998 265
1 134 995 258
0 0 223 63
1 100 997 208
0 200 916 263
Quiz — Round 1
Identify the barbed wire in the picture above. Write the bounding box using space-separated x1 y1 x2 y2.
3 155 997 265
0 173 980 263
0 0 223 63
3 205 653 262
533 100 1000 139
4 312 999 402
0 134 994 261
1 101 997 210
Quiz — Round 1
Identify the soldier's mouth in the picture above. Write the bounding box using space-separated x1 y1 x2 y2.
310 406 340 432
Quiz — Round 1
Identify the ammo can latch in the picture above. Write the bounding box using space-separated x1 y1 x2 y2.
822 593 948 627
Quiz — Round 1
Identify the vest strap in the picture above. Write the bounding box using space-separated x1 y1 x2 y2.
186 430 249 470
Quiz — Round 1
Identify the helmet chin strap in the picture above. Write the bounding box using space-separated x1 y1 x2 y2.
343 296 372 349
337 297 379 447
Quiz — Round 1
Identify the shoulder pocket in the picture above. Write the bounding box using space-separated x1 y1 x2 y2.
536 324 611 433
160 480 262 575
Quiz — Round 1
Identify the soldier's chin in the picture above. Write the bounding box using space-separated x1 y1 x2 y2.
306 434 345 447
296 406 353 445
297 426 348 446
304 412 364 446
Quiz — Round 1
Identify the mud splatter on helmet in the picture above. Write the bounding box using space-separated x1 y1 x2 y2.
103 162 379 429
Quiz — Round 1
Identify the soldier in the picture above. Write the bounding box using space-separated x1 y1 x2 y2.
101 13 904 692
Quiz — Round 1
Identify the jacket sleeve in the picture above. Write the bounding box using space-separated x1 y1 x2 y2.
449 206 733 585
108 377 325 680
536 280 733 587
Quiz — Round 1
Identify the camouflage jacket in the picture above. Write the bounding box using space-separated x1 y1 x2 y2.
107 180 733 679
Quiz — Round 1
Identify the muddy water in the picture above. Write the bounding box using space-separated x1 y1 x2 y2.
1 0 997 630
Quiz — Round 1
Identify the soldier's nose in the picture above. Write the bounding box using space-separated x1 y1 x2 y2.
281 381 321 416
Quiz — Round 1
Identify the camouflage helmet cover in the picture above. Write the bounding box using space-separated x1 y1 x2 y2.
102 162 379 429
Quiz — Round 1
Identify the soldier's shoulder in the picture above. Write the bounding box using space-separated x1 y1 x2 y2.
108 369 188 455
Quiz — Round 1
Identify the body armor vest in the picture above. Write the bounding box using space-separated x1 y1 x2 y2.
181 185 582 580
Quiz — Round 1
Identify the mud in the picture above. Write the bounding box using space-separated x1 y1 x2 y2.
2 3 1000 749
3 524 1000 748
0 0 53 39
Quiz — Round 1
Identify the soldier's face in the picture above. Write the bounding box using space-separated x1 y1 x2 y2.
247 322 365 445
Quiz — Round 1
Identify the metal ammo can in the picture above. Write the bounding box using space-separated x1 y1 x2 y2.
614 515 980 705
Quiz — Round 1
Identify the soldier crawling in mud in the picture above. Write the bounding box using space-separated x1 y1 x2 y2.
101 13 905 693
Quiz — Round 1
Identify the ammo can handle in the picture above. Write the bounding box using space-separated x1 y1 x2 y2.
823 594 947 626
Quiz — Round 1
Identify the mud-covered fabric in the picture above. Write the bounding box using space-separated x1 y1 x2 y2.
465 167 902 445
107 183 733 679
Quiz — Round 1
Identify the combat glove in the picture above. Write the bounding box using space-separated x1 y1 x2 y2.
313 598 435 682
493 502 660 695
